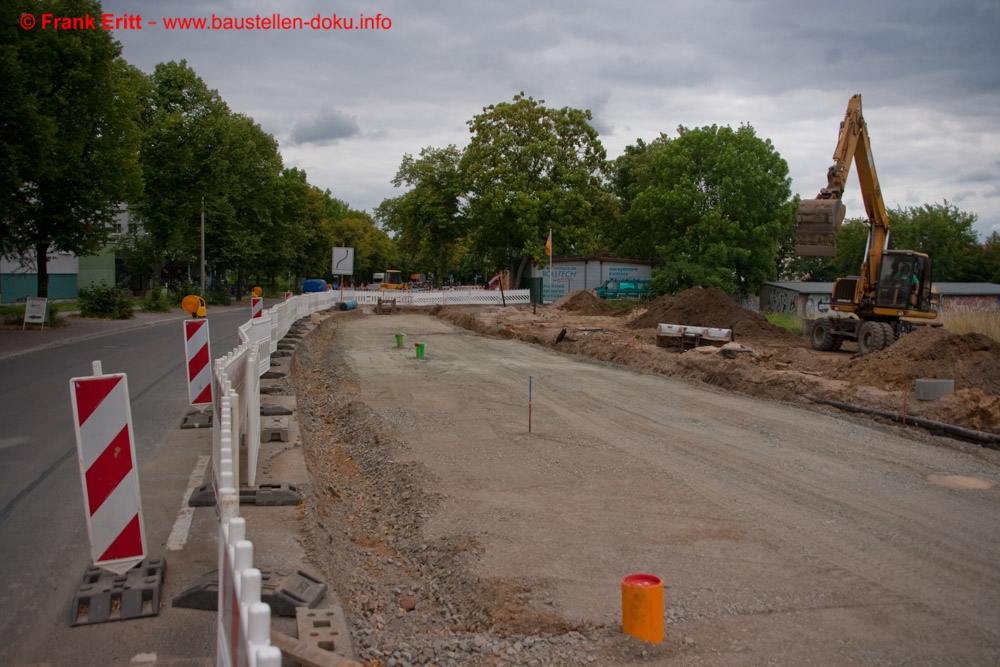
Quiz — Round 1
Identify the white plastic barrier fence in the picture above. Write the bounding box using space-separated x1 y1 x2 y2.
215 393 280 667
331 288 530 306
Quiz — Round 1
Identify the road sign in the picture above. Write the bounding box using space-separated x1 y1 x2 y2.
23 296 47 330
69 367 146 575
251 296 263 319
184 320 213 406
331 247 354 276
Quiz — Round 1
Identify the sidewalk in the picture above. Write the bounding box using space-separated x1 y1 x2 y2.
0 309 192 361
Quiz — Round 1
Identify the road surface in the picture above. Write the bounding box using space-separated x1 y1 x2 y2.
300 312 1000 665
0 307 248 666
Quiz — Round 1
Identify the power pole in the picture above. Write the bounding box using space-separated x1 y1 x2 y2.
200 197 206 293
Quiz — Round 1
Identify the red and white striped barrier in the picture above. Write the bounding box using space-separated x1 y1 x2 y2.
69 362 146 575
283 291 291 300
184 320 213 407
250 297 263 319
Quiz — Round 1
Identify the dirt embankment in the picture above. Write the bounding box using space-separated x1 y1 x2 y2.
434 287 1000 435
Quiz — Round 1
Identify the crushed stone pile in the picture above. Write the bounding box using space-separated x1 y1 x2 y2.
628 286 799 344
835 327 1000 395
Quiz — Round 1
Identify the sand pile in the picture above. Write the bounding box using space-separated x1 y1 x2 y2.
551 290 618 316
627 286 799 344
835 327 1000 394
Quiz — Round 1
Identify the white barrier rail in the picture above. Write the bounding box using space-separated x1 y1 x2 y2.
215 393 280 667
330 288 531 307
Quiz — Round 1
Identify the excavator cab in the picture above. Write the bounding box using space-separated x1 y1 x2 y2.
874 250 933 312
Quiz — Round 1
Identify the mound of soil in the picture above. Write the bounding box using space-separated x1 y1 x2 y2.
551 290 618 316
836 327 1000 395
628 286 799 345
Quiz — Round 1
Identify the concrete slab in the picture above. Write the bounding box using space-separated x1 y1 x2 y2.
915 378 955 401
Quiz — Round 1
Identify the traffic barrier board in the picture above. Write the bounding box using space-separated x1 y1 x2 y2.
251 296 263 319
69 367 146 575
184 319 213 406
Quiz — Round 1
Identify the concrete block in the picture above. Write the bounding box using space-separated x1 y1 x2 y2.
915 378 955 401
262 416 290 442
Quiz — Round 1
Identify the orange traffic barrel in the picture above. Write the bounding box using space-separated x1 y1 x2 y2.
621 573 664 643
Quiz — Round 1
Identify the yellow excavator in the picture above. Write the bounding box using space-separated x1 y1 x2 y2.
377 269 407 291
795 94 937 355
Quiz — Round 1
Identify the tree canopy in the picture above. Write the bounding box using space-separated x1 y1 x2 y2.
376 145 466 286
461 93 616 283
1 0 143 296
612 124 795 295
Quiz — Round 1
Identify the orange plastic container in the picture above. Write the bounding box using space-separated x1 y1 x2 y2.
621 573 664 643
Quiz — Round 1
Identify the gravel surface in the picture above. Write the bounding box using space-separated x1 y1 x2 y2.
291 309 1000 666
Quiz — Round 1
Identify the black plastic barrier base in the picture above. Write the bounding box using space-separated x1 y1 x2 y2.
71 557 166 626
188 483 303 507
172 568 326 617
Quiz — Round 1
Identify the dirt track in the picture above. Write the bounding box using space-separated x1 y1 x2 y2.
294 309 1000 666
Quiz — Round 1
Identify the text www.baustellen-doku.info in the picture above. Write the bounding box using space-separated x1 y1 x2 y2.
19 11 392 32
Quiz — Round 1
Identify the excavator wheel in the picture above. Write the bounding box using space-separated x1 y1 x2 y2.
858 321 887 355
878 322 897 348
795 198 846 257
810 317 838 351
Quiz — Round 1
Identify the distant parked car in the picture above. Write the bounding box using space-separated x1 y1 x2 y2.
595 279 651 300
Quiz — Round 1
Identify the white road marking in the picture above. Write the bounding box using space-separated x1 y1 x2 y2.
166 455 210 551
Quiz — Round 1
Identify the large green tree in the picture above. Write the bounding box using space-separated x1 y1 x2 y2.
461 93 616 285
376 145 466 286
133 60 230 284
614 124 794 295
1 0 143 296
888 201 983 282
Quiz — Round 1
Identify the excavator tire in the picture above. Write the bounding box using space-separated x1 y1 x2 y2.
858 321 887 355
878 322 897 347
810 317 838 351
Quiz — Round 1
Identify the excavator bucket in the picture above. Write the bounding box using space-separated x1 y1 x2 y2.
795 198 845 257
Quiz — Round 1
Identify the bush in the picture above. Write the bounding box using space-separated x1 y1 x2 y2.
167 279 200 306
78 282 134 319
206 284 232 306
141 287 172 313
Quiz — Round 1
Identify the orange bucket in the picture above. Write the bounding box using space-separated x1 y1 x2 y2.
621 573 664 643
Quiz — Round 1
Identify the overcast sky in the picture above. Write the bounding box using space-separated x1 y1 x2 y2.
100 0 1000 242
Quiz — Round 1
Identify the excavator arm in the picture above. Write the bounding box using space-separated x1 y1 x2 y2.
795 94 891 284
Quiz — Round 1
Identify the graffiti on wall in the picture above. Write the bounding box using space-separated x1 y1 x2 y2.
941 295 1000 312
763 288 798 315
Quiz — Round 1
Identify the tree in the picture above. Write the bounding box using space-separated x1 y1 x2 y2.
616 124 794 295
376 145 466 286
984 231 1000 284
888 201 983 282
461 93 616 285
1 0 143 296
781 217 869 281
133 60 231 285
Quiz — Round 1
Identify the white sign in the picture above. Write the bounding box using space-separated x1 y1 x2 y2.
23 297 48 331
331 247 354 276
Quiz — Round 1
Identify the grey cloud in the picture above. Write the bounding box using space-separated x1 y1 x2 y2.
289 109 361 146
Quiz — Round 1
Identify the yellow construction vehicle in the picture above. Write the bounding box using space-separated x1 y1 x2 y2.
796 94 937 355
377 269 407 290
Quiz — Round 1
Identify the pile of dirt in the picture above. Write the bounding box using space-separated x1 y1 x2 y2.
628 286 800 345
835 327 1000 395
551 289 618 316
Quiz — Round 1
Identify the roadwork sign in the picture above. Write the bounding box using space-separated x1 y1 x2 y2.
69 368 146 575
184 319 213 406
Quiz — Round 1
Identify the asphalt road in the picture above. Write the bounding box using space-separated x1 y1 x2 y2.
0 307 248 665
